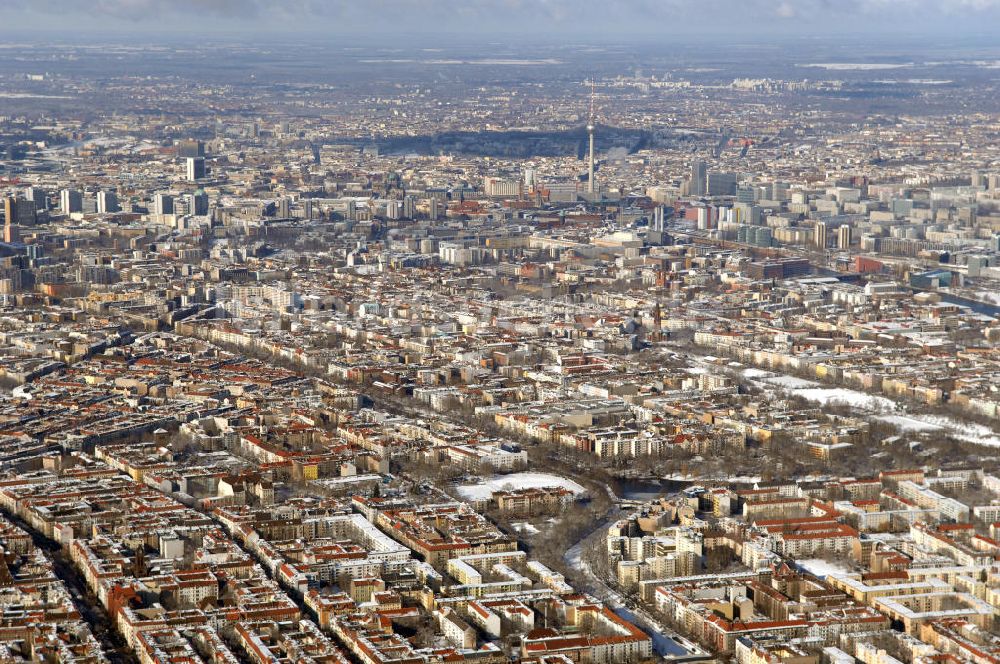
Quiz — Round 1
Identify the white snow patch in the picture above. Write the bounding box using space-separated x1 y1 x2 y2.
876 411 1000 446
565 544 584 571
764 375 819 389
793 387 896 412
877 415 944 432
797 558 852 578
456 472 587 501
748 371 896 412
664 473 761 484
512 522 540 535
974 291 1000 305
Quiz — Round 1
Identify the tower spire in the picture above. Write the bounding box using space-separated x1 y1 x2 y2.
587 80 596 195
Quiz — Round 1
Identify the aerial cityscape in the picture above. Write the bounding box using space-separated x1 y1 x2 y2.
3 3 1000 664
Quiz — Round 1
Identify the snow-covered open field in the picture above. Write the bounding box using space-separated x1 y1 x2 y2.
743 369 897 411
455 472 587 501
739 365 1000 446
796 558 852 579
880 414 1000 447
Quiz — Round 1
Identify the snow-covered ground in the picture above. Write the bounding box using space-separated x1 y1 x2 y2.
887 414 1000 447
739 365 1000 445
663 473 762 484
512 522 541 535
796 558 852 579
689 357 1000 447
791 386 896 411
877 415 944 432
742 368 897 412
455 472 587 501
764 375 817 389
974 291 1000 306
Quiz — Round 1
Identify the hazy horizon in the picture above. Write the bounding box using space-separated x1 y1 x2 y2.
2 0 1000 40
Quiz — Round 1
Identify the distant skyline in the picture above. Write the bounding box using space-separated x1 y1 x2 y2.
2 0 1000 39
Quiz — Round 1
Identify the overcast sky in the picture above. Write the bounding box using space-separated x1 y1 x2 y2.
1 0 999 38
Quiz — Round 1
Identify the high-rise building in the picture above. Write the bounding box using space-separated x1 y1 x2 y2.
60 189 83 214
177 139 205 159
3 196 36 243
97 191 119 214
484 177 521 199
186 157 206 181
652 205 666 232
968 255 988 278
403 196 415 219
707 172 738 196
736 185 756 205
696 206 716 230
587 123 596 195
753 226 773 247
26 187 47 211
772 181 790 201
186 190 209 216
2 220 17 243
814 221 828 249
837 224 852 250
153 193 174 216
690 160 707 196
4 197 36 226
276 197 290 219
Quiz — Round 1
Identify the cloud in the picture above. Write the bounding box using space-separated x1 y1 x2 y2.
775 2 797 17
2 0 1000 33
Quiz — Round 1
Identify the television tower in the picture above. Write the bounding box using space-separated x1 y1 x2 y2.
587 80 596 195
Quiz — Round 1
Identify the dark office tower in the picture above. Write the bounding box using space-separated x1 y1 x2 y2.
4 197 36 226
277 197 290 219
60 189 83 213
153 193 174 216
97 191 119 214
689 160 707 196
186 157 206 181
27 187 47 211
178 139 205 159
187 190 209 216
707 172 738 196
